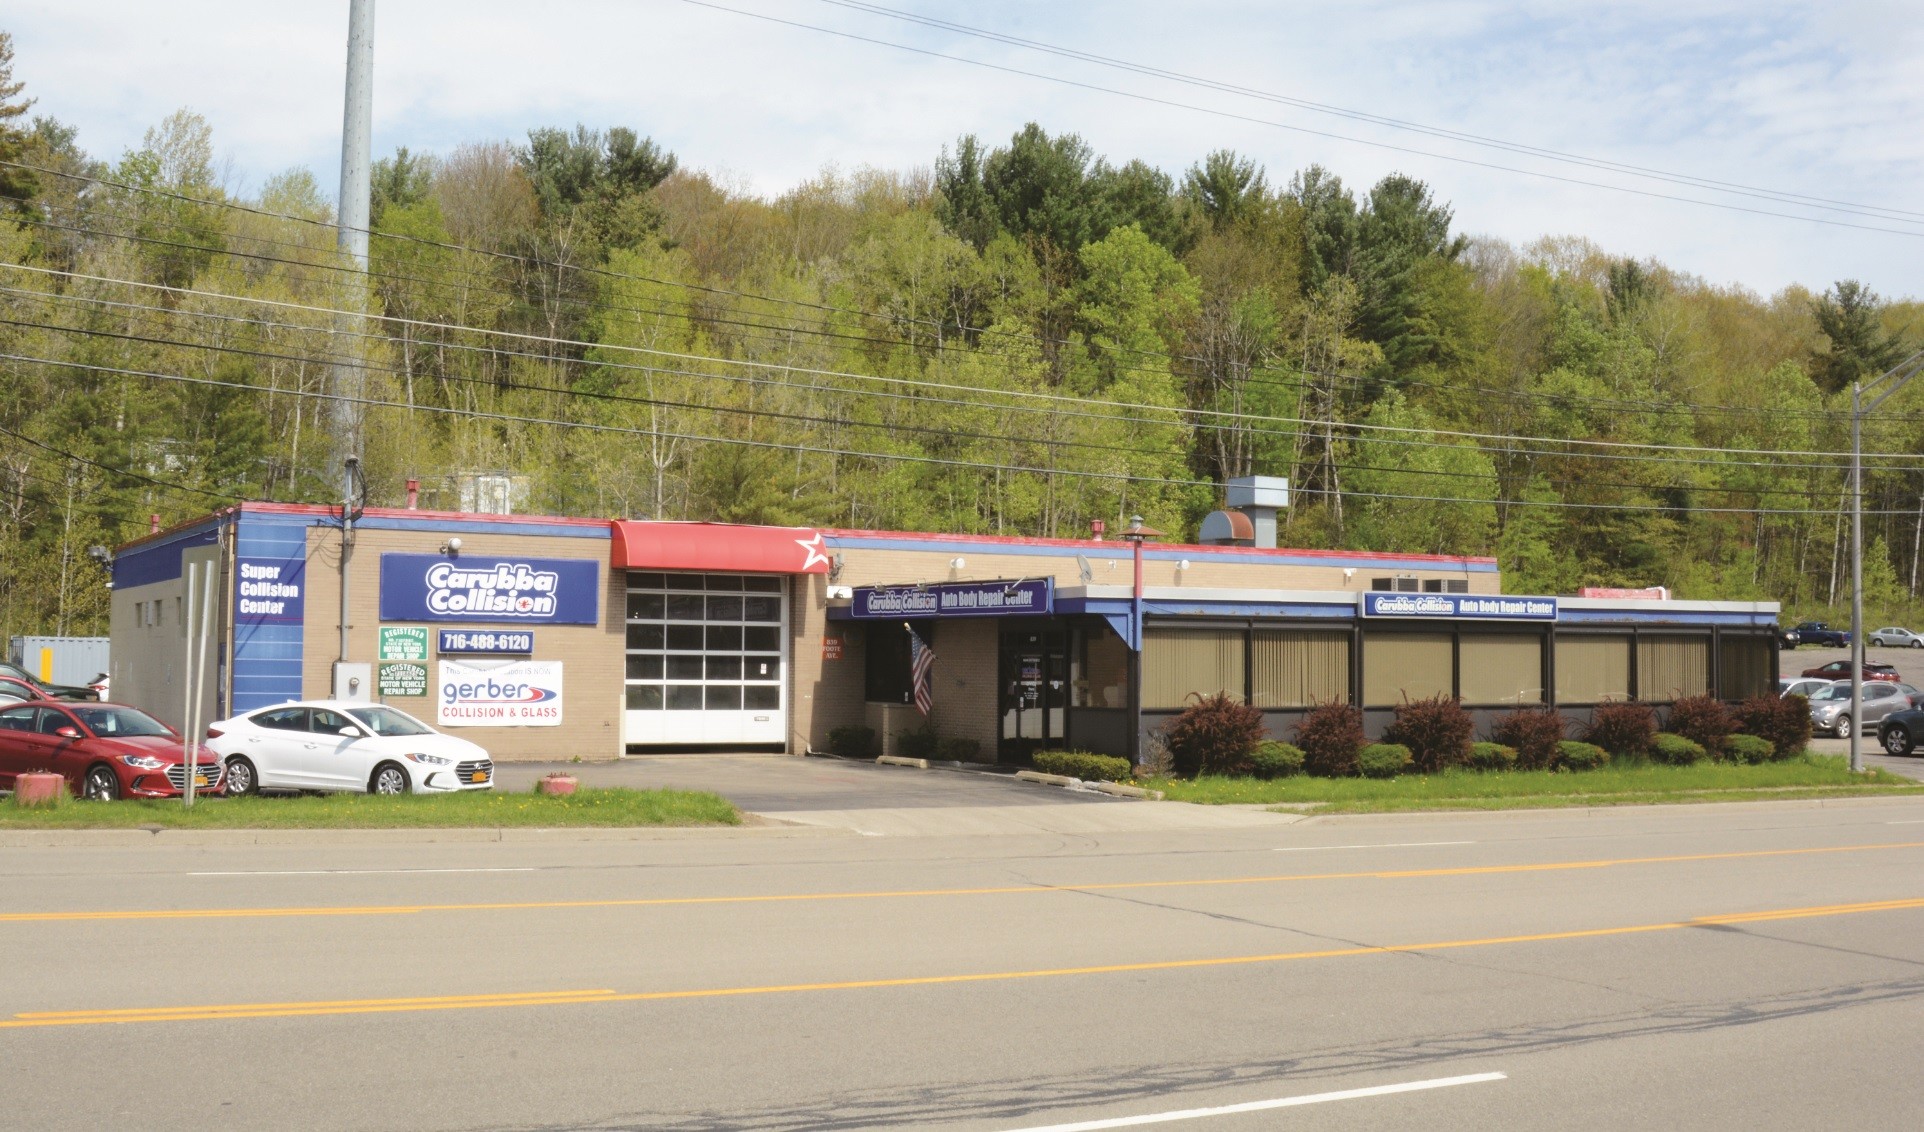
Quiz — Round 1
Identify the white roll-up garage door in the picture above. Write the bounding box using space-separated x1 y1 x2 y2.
622 571 786 746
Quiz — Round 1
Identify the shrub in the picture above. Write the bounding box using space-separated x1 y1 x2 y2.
1031 750 1133 782
1651 732 1706 765
937 737 981 763
1491 706 1568 771
1723 734 1776 765
825 725 875 759
896 725 941 760
1467 742 1518 771
1163 693 1268 778
1295 701 1366 777
1666 694 1733 758
1556 740 1610 771
1583 701 1656 759
1358 743 1413 778
1250 741 1305 780
1734 694 1812 760
1382 694 1475 773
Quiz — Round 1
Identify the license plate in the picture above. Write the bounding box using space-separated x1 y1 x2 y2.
193 775 209 788
470 772 487 783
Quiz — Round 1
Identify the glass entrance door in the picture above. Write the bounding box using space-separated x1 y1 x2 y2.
999 625 1066 762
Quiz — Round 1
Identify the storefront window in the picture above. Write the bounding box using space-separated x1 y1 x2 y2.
1459 634 1543 704
1142 628 1244 709
865 622 928 704
1363 633 1452 705
1250 631 1350 707
1638 635 1710 701
1072 621 1130 708
1555 635 1630 703
1719 635 1771 700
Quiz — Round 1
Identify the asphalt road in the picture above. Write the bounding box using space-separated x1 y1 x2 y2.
6 799 1924 1130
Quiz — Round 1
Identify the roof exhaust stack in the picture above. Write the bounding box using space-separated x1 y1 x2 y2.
1200 475 1289 549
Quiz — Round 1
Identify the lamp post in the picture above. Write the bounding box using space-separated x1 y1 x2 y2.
1121 514 1161 771
1849 349 1924 772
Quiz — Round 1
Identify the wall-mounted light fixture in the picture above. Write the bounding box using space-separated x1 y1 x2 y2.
439 537 463 556
950 556 967 570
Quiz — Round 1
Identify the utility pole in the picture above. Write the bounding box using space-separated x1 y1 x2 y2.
1122 515 1161 773
329 0 375 485
1848 348 1924 772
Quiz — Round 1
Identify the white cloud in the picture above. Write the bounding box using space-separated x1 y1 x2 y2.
8 0 1920 296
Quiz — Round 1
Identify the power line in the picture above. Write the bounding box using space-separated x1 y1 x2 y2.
12 158 1907 427
818 0 1924 225
12 259 1916 464
676 0 1924 240
7 349 1917 517
0 420 244 503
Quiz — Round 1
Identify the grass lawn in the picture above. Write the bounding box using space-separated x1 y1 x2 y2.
1145 755 1924 813
0 786 740 829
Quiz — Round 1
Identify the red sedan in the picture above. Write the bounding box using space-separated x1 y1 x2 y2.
1801 660 1900 683
0 701 223 801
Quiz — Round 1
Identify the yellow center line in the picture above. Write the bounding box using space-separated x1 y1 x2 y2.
6 896 1921 1030
3 840 1922 925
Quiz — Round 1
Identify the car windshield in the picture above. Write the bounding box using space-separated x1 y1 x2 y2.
1811 685 1852 701
68 706 173 737
346 706 434 737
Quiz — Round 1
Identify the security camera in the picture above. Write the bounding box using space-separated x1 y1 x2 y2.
440 537 462 555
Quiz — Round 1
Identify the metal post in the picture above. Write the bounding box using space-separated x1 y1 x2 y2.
339 456 359 668
1850 381 1864 772
1122 515 1160 772
182 560 197 805
329 0 375 482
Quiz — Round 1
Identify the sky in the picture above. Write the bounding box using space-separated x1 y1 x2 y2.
8 0 1922 298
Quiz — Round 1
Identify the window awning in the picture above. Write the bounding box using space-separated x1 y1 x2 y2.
608 522 832 574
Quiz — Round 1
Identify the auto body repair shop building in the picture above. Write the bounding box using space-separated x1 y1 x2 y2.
110 500 1781 763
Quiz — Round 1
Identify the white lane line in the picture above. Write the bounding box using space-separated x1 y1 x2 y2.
1272 840 1475 852
188 868 539 877
999 1072 1506 1131
1887 820 1924 825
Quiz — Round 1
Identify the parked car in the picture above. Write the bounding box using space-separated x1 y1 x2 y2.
0 701 223 800
1775 624 1802 649
0 675 53 704
1794 622 1851 648
1800 659 1900 682
1879 706 1924 756
204 701 493 796
87 673 110 700
0 661 100 702
1778 677 1831 700
1868 627 1924 648
1808 680 1920 739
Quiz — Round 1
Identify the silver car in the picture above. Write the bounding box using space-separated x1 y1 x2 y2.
1809 680 1922 738
1778 677 1830 700
1868 627 1924 648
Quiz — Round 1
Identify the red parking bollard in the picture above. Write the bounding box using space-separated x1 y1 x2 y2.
537 774 579 796
13 772 66 807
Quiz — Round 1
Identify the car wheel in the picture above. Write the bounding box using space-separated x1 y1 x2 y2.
1836 717 1852 739
1884 726 1914 757
369 763 410 795
83 765 119 801
224 756 258 797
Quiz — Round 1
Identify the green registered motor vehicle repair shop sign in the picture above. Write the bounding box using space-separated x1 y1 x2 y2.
378 661 429 697
379 626 429 661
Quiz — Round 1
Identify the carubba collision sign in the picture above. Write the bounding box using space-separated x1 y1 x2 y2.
850 578 1053 619
379 554 600 625
1361 592 1557 621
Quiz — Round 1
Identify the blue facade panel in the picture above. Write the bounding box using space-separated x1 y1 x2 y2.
230 513 310 713
113 521 221 589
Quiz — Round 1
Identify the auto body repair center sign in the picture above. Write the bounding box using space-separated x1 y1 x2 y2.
438 659 564 727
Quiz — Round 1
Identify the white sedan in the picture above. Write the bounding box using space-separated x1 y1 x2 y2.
205 701 493 795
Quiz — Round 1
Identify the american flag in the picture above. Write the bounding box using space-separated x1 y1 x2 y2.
908 626 935 716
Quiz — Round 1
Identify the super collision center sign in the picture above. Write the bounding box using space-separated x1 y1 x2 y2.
438 659 564 727
379 553 600 624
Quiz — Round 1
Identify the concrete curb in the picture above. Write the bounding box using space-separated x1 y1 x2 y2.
876 756 931 769
0 823 848 847
1011 770 1163 800
1289 792 1924 824
1092 781 1166 801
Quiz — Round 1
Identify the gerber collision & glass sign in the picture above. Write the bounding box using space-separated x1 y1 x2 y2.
437 659 564 726
379 553 600 624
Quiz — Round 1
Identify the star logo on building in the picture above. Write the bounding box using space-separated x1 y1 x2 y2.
795 531 830 572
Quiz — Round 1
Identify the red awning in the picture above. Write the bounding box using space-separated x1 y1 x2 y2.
609 522 831 574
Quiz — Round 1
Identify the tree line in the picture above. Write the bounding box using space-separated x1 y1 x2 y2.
0 29 1921 640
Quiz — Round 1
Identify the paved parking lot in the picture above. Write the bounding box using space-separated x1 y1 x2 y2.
492 753 1115 813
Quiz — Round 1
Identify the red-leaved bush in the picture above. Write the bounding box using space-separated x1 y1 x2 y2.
1162 693 1267 778
1734 694 1811 760
1382 694 1475 773
1665 694 1733 758
1295 701 1366 777
1490 706 1568 771
1582 701 1657 759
